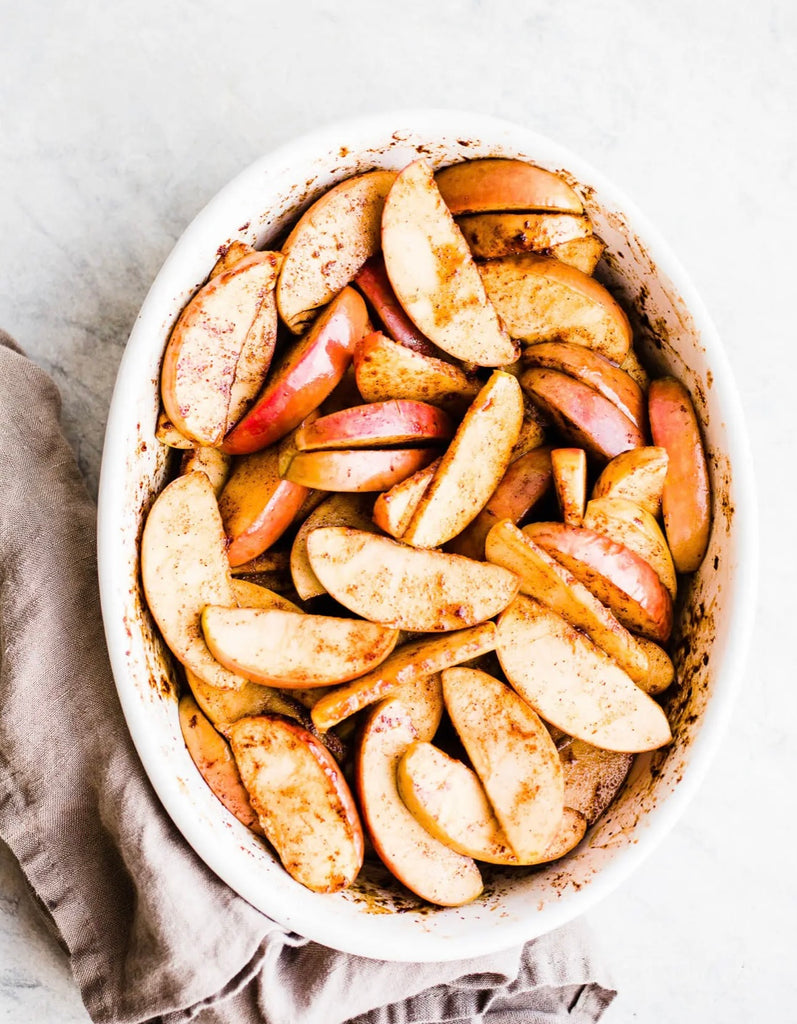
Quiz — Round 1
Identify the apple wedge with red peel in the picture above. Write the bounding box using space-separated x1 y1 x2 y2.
522 367 644 460
435 159 583 215
592 446 669 516
583 496 677 600
456 212 592 260
480 254 632 364
484 520 650 685
305 528 518 632
290 492 377 601
558 738 632 825
229 716 363 893
447 446 553 561
202 606 399 687
276 170 397 334
648 377 712 573
549 235 606 275
442 667 565 862
356 699 483 907
403 371 524 549
180 446 232 497
310 623 497 731
551 448 587 527
496 597 672 753
283 447 439 492
523 341 646 430
294 400 453 451
354 255 439 356
372 458 439 539
382 159 517 367
523 521 673 643
162 251 283 446
353 331 480 410
178 693 263 834
222 286 368 455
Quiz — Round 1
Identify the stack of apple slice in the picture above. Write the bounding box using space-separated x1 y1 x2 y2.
141 154 713 906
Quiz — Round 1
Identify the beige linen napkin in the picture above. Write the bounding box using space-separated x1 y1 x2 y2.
0 330 616 1024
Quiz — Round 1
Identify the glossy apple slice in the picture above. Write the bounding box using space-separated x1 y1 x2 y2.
290 492 378 601
372 458 439 538
283 447 439 492
551 448 587 527
222 287 368 454
592 446 669 516
435 159 583 215
382 159 517 367
294 400 453 451
353 255 439 356
456 212 592 259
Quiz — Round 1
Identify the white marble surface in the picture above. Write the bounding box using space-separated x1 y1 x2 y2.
1 1 794 1021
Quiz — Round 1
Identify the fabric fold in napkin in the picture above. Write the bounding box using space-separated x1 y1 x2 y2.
0 330 616 1024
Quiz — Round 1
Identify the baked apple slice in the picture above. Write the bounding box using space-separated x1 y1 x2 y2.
434 159 583 215
549 235 606 275
294 400 453 451
456 212 592 259
290 492 378 601
283 447 439 492
592 446 669 516
372 458 439 538
353 255 439 356
551 448 587 526
179 446 232 497
558 737 633 825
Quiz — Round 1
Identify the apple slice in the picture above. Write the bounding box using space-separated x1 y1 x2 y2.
635 638 675 695
403 371 524 549
447 446 553 560
180 446 232 497
210 240 255 278
228 716 363 893
551 448 587 527
456 212 592 260
583 496 677 600
283 447 439 492
276 169 397 334
442 667 565 862
382 159 517 366
178 693 262 833
648 377 712 573
141 472 245 691
306 528 518 632
353 330 480 410
353 255 439 356
496 597 672 752
202 606 399 687
372 458 440 538
523 521 673 643
222 286 368 455
592 446 669 516
162 250 283 446
435 159 583 215
620 346 650 391
558 737 633 825
290 492 377 600
549 235 606 275
484 520 650 684
155 407 193 449
294 400 453 451
310 623 497 731
522 368 644 460
480 254 632 364
523 340 645 430
356 699 483 907
512 396 549 459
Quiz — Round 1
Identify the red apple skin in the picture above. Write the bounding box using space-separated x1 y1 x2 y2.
648 377 712 573
354 256 440 357
295 400 453 451
435 159 584 215
523 341 646 430
283 448 440 492
523 521 673 643
522 368 645 461
448 447 553 560
222 287 368 455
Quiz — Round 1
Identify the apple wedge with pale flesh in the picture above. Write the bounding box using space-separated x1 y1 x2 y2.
480 254 632 364
484 520 650 685
397 741 585 865
222 287 368 455
161 250 283 446
202 606 399 687
353 331 480 410
583 496 677 600
620 346 650 391
372 458 439 538
456 212 592 260
353 255 439 356
306 528 518 632
523 341 645 430
512 396 549 459
382 159 517 367
310 622 497 731
283 447 439 492
634 638 675 695
229 716 363 893
276 169 397 334
496 597 672 752
551 448 586 527
435 159 583 215
290 492 377 601
558 737 633 825
356 699 483 906
523 521 673 643
403 371 524 549
294 400 453 451
592 446 669 516
180 446 232 497
155 408 193 449
442 668 565 862
210 240 255 278
522 368 644 461
549 235 606 275
648 377 712 573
